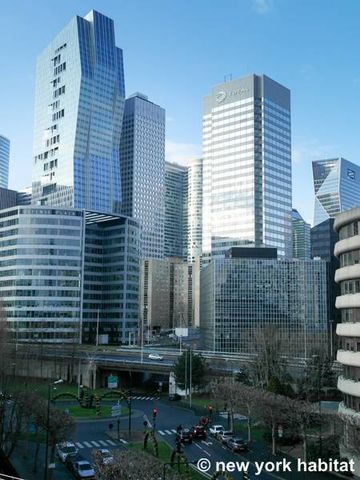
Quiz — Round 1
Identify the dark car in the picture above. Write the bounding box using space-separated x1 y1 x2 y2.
179 428 193 444
227 437 249 452
191 425 207 440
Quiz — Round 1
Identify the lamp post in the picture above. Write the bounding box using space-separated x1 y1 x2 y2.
44 379 63 480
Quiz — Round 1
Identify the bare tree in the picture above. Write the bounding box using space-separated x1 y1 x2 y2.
93 450 189 480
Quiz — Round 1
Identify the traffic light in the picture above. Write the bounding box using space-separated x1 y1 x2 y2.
153 407 158 418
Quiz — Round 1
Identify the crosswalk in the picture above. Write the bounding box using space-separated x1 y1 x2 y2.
157 429 178 436
131 395 160 401
75 438 127 449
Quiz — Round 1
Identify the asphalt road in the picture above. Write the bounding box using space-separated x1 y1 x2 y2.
52 397 351 480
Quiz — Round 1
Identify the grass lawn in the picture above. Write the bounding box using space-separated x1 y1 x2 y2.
62 404 130 419
129 440 206 480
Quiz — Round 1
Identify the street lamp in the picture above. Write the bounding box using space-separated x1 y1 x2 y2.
44 379 63 480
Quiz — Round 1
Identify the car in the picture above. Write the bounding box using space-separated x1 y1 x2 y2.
67 456 95 479
209 424 225 436
191 425 207 439
56 442 78 463
218 430 233 443
94 448 113 465
148 353 164 361
227 437 249 452
179 428 193 444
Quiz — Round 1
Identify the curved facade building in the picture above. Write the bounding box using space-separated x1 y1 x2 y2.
334 208 360 473
0 135 10 188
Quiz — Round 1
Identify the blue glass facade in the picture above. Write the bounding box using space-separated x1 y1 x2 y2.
32 10 125 214
120 93 165 258
0 135 10 189
313 158 360 226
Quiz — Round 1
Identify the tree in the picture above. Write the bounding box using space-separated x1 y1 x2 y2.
299 348 336 401
93 450 189 480
251 326 292 388
173 350 205 389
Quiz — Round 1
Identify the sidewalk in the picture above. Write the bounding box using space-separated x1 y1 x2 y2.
9 442 72 480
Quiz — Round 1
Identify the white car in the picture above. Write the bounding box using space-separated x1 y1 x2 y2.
72 459 95 479
95 448 113 465
209 425 225 436
56 441 78 462
148 353 164 361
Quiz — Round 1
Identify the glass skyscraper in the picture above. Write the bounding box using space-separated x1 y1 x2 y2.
120 93 165 258
164 161 188 259
202 74 292 260
187 158 203 263
292 208 311 260
32 10 125 214
312 157 360 226
0 135 10 188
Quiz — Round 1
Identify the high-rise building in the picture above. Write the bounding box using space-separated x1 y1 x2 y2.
32 10 125 213
0 187 32 210
311 218 341 356
120 93 165 258
292 208 311 260
0 135 10 188
0 206 139 344
200 248 327 356
334 207 360 476
312 158 360 227
202 74 292 261
164 162 188 259
139 257 197 333
187 158 203 263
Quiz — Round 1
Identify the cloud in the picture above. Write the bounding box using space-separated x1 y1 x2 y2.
165 140 202 166
292 137 339 165
252 0 273 14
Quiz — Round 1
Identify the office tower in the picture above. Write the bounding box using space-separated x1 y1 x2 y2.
313 158 360 227
200 248 327 356
32 10 125 213
140 257 197 333
0 187 32 210
292 208 311 259
334 207 360 477
0 206 139 344
311 218 341 356
0 135 10 188
187 158 203 263
202 75 292 261
120 93 165 258
164 161 188 259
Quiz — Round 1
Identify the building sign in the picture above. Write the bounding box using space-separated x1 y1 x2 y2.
215 87 250 103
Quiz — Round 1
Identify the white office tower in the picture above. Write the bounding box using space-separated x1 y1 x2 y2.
202 74 292 261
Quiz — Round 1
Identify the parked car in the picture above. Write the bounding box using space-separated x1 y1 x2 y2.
218 430 233 443
209 424 225 436
66 455 95 479
94 448 113 465
227 437 249 452
179 428 193 444
148 353 164 361
191 425 207 439
56 442 78 463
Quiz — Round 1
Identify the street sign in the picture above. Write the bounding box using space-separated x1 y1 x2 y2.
108 374 118 389
111 402 121 417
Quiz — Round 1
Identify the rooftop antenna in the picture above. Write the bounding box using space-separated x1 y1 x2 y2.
224 73 233 83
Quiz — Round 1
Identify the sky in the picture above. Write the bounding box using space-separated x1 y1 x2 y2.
0 0 359 225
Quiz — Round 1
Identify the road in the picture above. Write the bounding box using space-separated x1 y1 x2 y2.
56 396 348 480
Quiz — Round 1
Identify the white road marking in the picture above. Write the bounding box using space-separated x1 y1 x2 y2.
98 440 108 446
171 429 177 433
165 430 172 435
76 442 84 449
158 430 165 436
83 441 92 448
107 440 116 446
91 441 100 447
193 442 211 456
120 439 127 444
